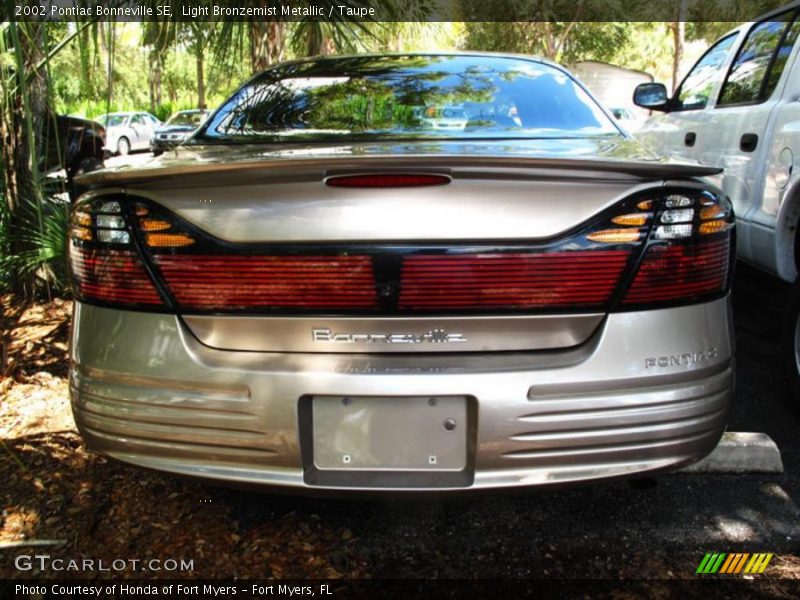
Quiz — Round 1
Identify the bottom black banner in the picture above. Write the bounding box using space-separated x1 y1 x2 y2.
2 579 800 600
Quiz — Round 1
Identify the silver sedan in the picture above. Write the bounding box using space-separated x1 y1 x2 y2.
96 111 162 156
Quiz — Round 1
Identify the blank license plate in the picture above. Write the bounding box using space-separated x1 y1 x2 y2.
312 396 467 471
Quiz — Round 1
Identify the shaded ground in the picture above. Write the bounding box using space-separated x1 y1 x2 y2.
1 265 799 590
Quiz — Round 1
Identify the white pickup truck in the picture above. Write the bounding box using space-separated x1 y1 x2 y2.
634 1 800 403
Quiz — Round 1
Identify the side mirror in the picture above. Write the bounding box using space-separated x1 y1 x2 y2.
633 83 670 112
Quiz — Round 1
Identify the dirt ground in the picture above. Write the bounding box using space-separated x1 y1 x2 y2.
0 297 365 579
0 291 798 594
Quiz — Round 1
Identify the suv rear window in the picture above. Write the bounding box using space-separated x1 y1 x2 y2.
196 55 618 143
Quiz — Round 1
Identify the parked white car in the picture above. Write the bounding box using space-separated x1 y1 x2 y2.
97 111 162 156
634 1 800 403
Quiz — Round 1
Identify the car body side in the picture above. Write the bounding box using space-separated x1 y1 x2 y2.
637 2 800 283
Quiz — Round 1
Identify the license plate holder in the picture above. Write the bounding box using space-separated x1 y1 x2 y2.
311 395 468 471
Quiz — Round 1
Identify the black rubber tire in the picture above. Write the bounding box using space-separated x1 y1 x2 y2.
783 278 800 408
117 137 130 156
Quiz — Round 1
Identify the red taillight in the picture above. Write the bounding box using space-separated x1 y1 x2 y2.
154 255 377 310
622 239 731 305
399 251 631 310
69 187 733 316
68 199 165 308
621 190 734 307
326 173 451 187
70 246 162 305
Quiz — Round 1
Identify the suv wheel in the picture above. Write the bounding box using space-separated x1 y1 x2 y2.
784 278 800 406
117 137 130 156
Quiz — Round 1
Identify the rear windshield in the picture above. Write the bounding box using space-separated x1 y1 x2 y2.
196 55 619 143
168 111 207 127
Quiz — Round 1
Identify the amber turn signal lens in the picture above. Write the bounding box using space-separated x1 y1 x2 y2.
135 206 149 216
586 229 642 243
72 227 92 241
700 205 730 220
139 219 171 232
699 220 730 235
146 233 195 247
74 212 92 227
636 200 654 210
611 213 650 226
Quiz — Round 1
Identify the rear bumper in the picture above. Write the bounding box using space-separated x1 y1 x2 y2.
69 297 734 492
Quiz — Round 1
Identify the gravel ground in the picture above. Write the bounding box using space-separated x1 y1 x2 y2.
1 263 799 590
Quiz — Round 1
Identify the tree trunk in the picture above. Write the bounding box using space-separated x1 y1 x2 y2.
670 22 685 91
147 49 163 113
321 36 336 56
671 0 688 92
196 52 206 109
101 22 115 105
155 58 162 107
79 26 92 100
250 21 285 73
1 21 48 296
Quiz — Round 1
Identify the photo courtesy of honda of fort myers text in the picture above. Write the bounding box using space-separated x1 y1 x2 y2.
2 0 800 598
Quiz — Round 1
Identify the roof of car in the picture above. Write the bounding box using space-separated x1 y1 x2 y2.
252 51 562 75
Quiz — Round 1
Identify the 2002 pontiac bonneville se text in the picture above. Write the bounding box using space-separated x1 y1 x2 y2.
69 53 735 492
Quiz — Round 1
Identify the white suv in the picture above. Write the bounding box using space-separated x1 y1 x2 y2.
634 2 800 402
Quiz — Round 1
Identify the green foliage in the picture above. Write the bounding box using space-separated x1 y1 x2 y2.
609 23 676 84
462 21 632 64
0 194 72 296
3 191 71 295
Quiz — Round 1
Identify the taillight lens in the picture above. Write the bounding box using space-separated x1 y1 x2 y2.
68 187 733 316
398 192 652 312
134 202 378 311
68 199 165 308
621 189 734 307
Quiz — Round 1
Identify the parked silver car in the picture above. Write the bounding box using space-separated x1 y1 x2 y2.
97 111 162 156
70 54 735 493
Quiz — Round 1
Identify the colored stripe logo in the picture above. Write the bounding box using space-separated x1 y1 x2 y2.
696 553 773 574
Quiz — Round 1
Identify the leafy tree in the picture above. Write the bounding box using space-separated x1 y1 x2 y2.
179 22 222 109
462 21 632 64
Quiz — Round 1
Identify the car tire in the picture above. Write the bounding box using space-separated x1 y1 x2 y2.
117 137 130 156
784 277 800 408
67 156 104 202
152 149 163 157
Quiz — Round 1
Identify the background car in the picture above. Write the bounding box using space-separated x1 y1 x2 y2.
70 53 735 493
150 109 209 156
634 1 800 403
97 111 162 156
40 113 105 200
